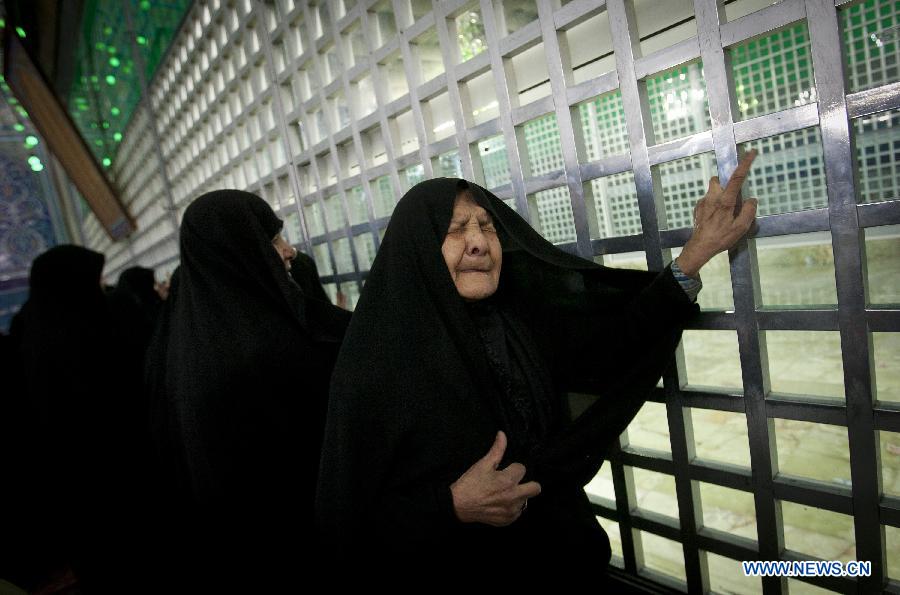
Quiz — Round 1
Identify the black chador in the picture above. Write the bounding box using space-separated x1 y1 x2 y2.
145 190 349 581
316 179 698 566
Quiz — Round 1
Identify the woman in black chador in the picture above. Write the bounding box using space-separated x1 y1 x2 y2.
317 154 756 569
146 189 350 581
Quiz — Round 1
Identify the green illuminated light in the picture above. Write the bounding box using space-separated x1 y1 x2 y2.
16 26 26 38
105 75 116 85
24 135 39 148
102 121 110 129
13 124 25 132
0 18 6 28
110 57 120 67
102 157 112 167
111 106 121 116
140 0 151 10
31 162 44 172
94 139 103 147
113 132 123 142
107 46 116 54
104 26 113 36
136 35 147 45
96 42 105 51
16 106 28 118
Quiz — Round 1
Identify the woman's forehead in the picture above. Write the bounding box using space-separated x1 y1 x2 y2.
452 192 490 217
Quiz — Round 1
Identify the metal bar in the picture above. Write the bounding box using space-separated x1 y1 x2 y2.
805 0 883 588
694 1 783 593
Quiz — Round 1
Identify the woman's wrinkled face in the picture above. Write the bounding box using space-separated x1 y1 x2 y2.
442 191 502 301
272 233 297 271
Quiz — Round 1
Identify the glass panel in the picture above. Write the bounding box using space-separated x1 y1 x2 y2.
283 210 303 244
646 61 711 144
730 23 816 121
343 25 368 68
333 236 354 274
842 0 900 93
740 128 827 217
394 109 420 155
437 150 462 177
682 330 743 391
381 52 409 102
634 0 697 55
510 40 551 105
881 429 900 501
888 524 900 581
410 0 431 21
528 187 576 245
323 44 342 85
756 232 838 307
303 200 326 236
369 0 397 47
355 75 377 118
588 171 642 239
640 531 686 582
577 90 629 162
323 193 345 228
523 114 563 175
313 242 333 275
500 1 539 36
466 70 499 125
631 467 678 519
724 0 786 22
585 462 616 502
865 225 900 305
331 92 351 131
656 152 717 230
706 551 761 595
427 93 455 141
565 10 615 85
412 28 444 83
455 5 486 62
774 419 851 486
853 109 900 204
596 517 624 567
353 233 376 270
698 482 757 540
403 163 425 191
372 175 397 218
766 331 845 400
478 134 511 189
598 250 648 271
781 501 856 563
624 401 671 453
346 186 369 225
874 332 900 403
690 408 751 467
671 248 733 311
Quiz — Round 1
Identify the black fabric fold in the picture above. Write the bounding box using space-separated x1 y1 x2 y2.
144 190 350 582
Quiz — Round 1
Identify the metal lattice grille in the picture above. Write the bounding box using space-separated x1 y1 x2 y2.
83 0 900 592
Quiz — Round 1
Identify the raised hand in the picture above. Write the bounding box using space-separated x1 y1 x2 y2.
450 431 542 526
675 150 759 278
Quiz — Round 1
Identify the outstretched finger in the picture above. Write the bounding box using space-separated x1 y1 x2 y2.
514 480 542 500
708 176 721 194
482 431 507 470
723 150 758 200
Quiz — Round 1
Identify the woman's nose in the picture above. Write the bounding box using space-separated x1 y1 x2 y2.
465 227 488 255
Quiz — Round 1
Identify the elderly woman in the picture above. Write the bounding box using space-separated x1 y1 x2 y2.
146 190 350 584
316 153 757 569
